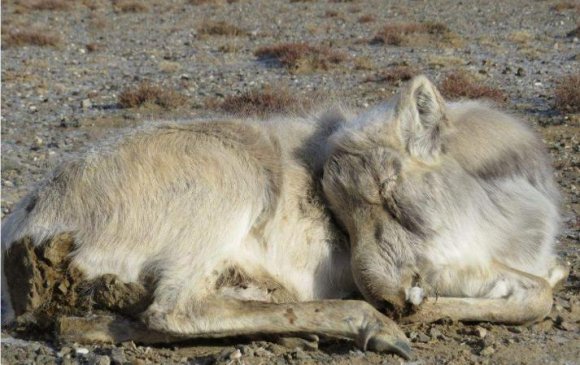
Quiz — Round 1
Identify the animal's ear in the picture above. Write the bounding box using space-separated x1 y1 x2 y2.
394 75 448 162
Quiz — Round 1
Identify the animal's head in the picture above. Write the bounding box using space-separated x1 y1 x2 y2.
322 75 449 310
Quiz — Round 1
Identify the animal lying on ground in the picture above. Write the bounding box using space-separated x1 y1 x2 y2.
1 75 568 359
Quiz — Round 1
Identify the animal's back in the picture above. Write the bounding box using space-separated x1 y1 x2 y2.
1 120 282 281
446 101 559 201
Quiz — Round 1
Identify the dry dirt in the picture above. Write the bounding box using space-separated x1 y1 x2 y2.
1 0 579 364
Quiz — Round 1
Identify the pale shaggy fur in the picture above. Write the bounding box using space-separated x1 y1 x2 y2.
1 76 567 358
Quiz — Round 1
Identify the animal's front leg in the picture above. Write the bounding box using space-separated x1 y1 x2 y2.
350 227 421 317
141 298 412 359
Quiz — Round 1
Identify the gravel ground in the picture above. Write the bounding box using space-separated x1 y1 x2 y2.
1 0 579 364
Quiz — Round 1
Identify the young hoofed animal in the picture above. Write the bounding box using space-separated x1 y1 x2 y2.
1 76 567 359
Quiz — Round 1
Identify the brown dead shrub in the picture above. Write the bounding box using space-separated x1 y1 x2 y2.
112 0 149 13
198 21 246 36
365 65 418 84
118 82 187 109
255 43 346 72
358 15 375 23
17 0 71 11
188 0 238 5
2 28 60 48
206 86 316 117
85 43 102 52
439 71 506 103
372 22 462 47
554 73 580 113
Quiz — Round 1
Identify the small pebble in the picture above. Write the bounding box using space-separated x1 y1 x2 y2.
474 326 487 339
75 347 89 356
480 346 495 356
229 349 242 360
81 99 92 110
110 348 126 365
429 327 443 339
96 355 111 365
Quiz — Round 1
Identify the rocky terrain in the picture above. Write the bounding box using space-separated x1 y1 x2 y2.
1 0 579 364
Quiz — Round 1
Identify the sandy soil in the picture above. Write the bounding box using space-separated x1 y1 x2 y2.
1 0 579 364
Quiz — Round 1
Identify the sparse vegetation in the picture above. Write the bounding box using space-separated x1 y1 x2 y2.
206 86 315 117
255 43 346 72
17 0 71 11
118 82 187 109
2 28 61 48
365 65 418 84
371 22 462 47
554 74 580 113
427 55 465 68
439 71 506 103
197 21 246 36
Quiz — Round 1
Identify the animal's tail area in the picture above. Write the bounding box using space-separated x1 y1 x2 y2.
2 168 80 325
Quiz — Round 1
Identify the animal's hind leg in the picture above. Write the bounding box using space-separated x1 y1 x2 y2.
404 263 554 325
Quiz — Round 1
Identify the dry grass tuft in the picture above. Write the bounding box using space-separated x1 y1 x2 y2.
508 30 533 45
365 65 418 84
112 0 149 13
554 73 580 113
206 86 315 117
354 56 374 70
552 1 580 11
118 82 187 109
372 22 462 47
439 71 506 103
88 13 107 30
255 43 346 72
358 14 375 23
188 0 238 5
17 0 71 11
198 21 246 36
2 28 61 48
189 0 216 4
